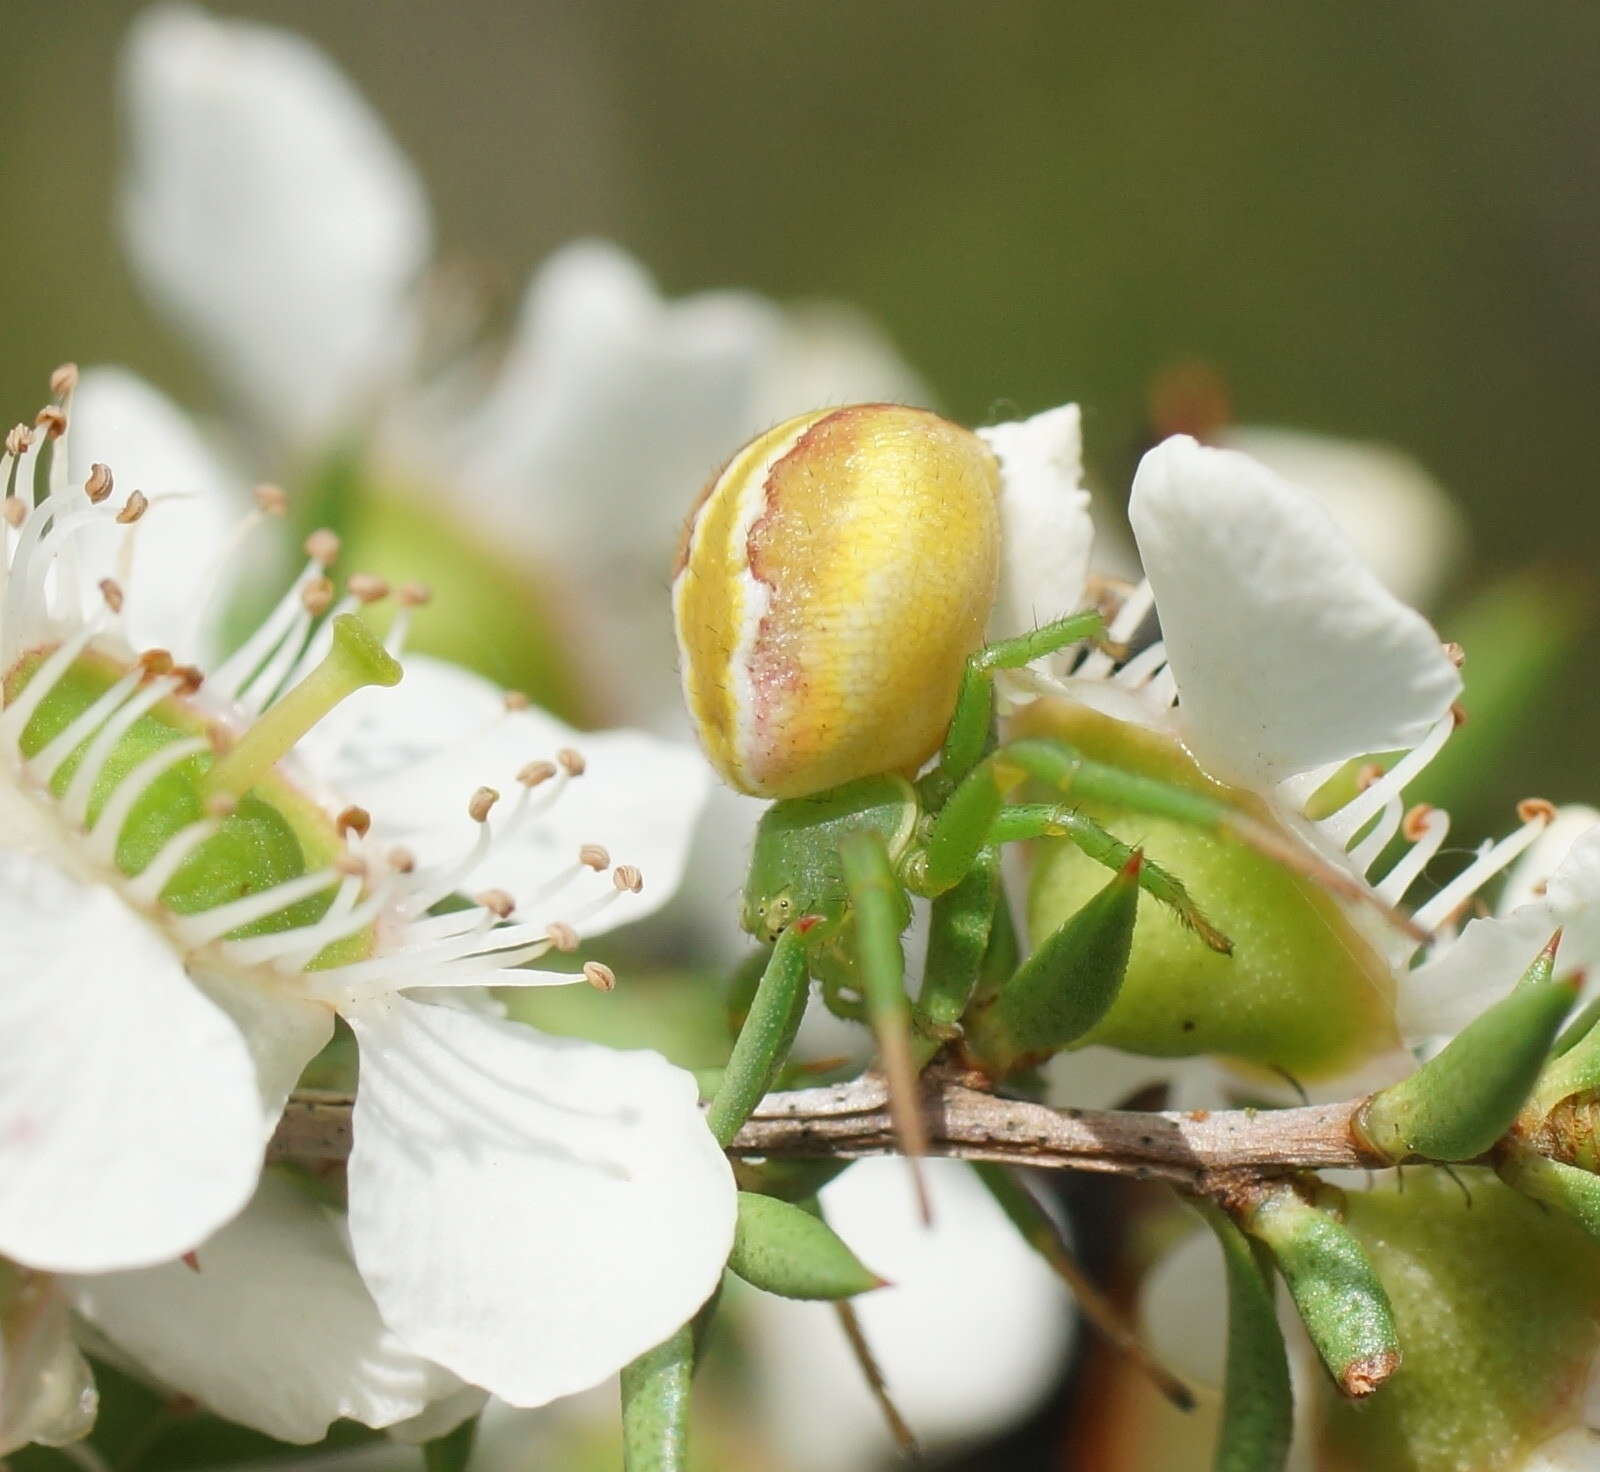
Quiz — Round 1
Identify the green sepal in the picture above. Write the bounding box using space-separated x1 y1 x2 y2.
731 1156 852 1203
1531 1002 1600 1121
1553 994 1600 1058
1357 978 1572 1162
620 1323 695 1472
1197 1202 1292 1472
1243 1184 1399 1399
422 1414 479 1472
728 1191 884 1300
962 853 1139 1078
1497 1151 1600 1240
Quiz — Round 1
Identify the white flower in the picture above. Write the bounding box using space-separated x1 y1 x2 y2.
747 1158 1074 1470
118 4 929 732
0 1262 96 1456
0 370 734 1433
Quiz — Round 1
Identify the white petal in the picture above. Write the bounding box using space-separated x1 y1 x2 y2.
67 366 242 664
326 655 711 936
383 1383 490 1445
1129 436 1461 788
189 970 334 1143
0 1267 97 1454
978 405 1095 641
1401 827 1600 1041
119 5 430 442
344 997 735 1407
750 303 932 426
1140 1225 1227 1390
749 1158 1073 1469
1501 805 1600 914
1522 1427 1600 1472
1219 426 1467 610
69 1171 459 1442
0 851 262 1272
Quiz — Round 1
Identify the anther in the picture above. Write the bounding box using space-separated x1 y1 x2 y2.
1355 762 1385 792
346 573 390 604
49 364 79 398
579 843 610 872
84 463 113 503
613 865 644 894
1401 804 1435 842
468 786 499 823
304 529 340 566
397 583 432 607
300 577 335 616
545 922 579 953
336 805 372 838
253 483 288 516
5 424 32 457
3 498 27 529
476 888 515 919
206 793 239 818
1451 701 1469 727
98 578 124 613
34 406 67 439
117 491 148 524
1518 797 1558 826
1443 641 1466 669
173 665 204 694
139 649 174 678
503 690 530 712
558 748 586 777
583 961 617 992
518 759 557 788
387 846 416 874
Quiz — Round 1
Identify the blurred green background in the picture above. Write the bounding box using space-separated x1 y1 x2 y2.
8 0 1597 812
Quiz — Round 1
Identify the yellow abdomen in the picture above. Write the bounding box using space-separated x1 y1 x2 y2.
673 404 1001 798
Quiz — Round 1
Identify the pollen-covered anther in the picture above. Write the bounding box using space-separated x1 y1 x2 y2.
503 690 530 712
397 583 432 607
138 649 175 678
336 805 372 839
475 888 515 919
173 665 204 694
346 573 390 605
544 922 579 953
613 865 644 894
300 577 335 616
468 786 499 823
517 759 557 788
1401 804 1435 842
1355 762 1385 792
1451 701 1469 727
1443 640 1466 669
0 498 23 529
49 364 79 398
1518 797 1558 826
578 843 610 872
252 483 287 516
304 529 340 567
98 578 124 614
116 491 149 524
83 463 114 503
5 423 32 457
34 406 67 439
387 846 416 874
583 961 617 992
558 747 586 777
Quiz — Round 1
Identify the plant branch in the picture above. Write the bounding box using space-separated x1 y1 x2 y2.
269 1073 1392 1191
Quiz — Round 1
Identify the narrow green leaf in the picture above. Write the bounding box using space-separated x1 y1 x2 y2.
1245 1186 1399 1399
1358 978 1572 1162
728 1191 884 1300
1198 1203 1293 1472
1498 1151 1600 1240
963 853 1139 1077
620 1323 695 1472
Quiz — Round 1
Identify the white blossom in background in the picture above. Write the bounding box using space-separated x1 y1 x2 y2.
118 3 930 730
0 371 732 1441
748 1158 1074 1472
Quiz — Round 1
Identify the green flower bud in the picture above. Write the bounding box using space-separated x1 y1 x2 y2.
1319 1171 1600 1472
727 1191 885 1300
1015 699 1398 1081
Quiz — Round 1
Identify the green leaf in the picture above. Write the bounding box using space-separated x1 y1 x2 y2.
1358 975 1571 1162
728 1190 884 1300
620 1323 695 1472
1498 1151 1600 1240
963 852 1139 1077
